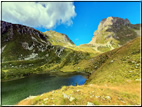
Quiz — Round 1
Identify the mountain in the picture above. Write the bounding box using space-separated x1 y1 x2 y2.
43 30 100 55
1 21 94 81
88 17 140 52
1 17 141 105
43 30 75 47
1 21 53 62
17 37 141 105
1 17 140 81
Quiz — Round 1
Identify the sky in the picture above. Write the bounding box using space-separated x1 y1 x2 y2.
2 2 141 46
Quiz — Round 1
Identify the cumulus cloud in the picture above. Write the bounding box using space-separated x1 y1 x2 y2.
2 2 76 29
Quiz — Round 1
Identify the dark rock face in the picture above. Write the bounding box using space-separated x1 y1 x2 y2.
1 21 13 42
1 21 55 62
1 21 49 44
1 21 12 34
98 17 131 31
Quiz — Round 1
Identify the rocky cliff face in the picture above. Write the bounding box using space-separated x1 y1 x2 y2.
1 21 48 43
97 17 130 31
89 17 140 52
1 21 55 62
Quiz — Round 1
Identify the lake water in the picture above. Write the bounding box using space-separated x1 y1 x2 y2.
2 73 88 105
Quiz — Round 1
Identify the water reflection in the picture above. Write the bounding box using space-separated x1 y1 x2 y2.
2 73 87 105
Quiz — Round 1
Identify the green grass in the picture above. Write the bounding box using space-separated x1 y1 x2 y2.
86 37 140 85
17 82 140 105
98 46 111 52
16 37 141 105
1 44 96 81
43 30 75 47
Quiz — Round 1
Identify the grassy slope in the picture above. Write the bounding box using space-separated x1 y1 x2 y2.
44 30 100 55
17 37 141 105
86 37 140 85
1 22 99 81
2 45 95 81
43 30 75 47
3 21 139 81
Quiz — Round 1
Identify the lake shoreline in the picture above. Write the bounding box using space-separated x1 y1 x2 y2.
2 70 91 82
2 72 89 105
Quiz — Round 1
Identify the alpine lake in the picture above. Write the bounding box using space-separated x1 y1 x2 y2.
2 71 89 105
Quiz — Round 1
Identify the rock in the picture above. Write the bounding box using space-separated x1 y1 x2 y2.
90 95 94 98
69 97 75 102
55 47 65 57
62 92 69 99
24 53 38 60
135 79 141 81
105 96 111 100
2 45 6 53
26 96 36 100
110 60 114 63
87 102 94 105
95 96 100 98
121 101 125 103
118 97 122 100
76 90 80 92
43 98 48 101
132 61 135 64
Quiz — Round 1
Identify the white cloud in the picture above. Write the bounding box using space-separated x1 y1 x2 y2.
2 2 76 29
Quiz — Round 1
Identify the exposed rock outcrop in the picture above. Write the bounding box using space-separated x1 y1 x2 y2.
1 21 53 61
89 17 140 52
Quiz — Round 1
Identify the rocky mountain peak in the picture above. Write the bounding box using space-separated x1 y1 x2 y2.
89 17 139 52
98 17 131 31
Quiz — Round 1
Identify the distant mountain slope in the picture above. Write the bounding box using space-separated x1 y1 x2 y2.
43 30 98 55
43 30 75 47
88 17 140 52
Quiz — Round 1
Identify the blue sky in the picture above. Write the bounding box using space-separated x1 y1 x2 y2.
35 2 141 46
2 2 141 46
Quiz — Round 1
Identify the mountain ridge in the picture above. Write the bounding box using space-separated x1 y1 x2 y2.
1 16 141 105
1 21 95 81
1 17 140 81
88 16 140 52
